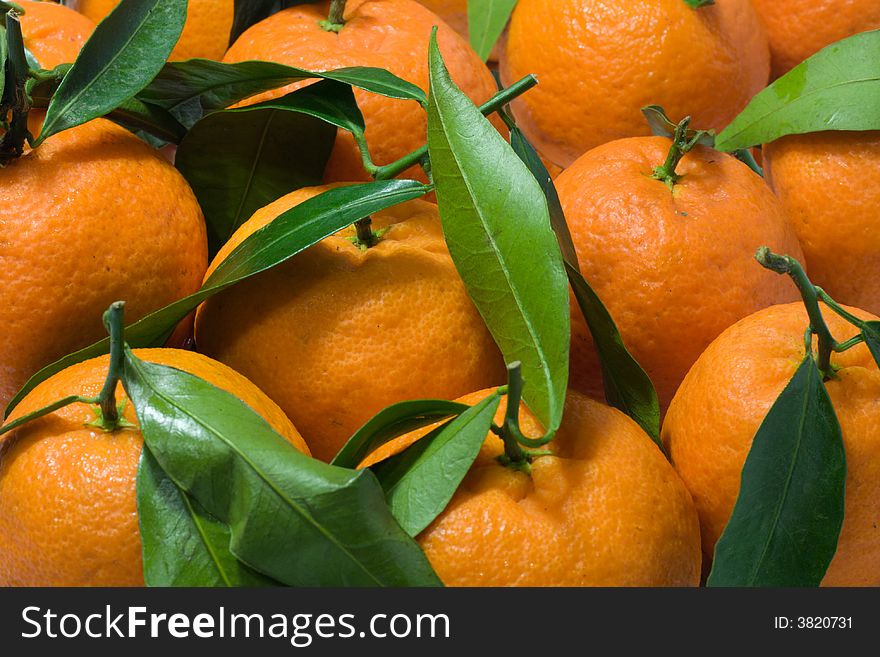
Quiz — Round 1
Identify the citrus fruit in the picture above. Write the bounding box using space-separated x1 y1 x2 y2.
554 136 804 409
76 0 234 61
0 118 207 410
194 185 506 462
223 0 502 183
764 131 880 314
751 0 880 78
499 0 770 167
663 302 880 586
365 388 702 586
0 348 309 587
17 0 95 69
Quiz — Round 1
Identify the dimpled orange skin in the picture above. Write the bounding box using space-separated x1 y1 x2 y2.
367 389 701 586
194 186 506 462
0 118 208 410
17 0 95 69
751 0 880 78
555 137 804 410
76 0 234 61
764 131 880 315
0 348 309 587
663 303 880 586
224 0 502 183
500 0 770 168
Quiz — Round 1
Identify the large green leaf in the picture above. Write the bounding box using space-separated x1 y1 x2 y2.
708 356 846 586
427 34 569 435
371 392 500 537
35 0 187 144
467 0 517 62
175 81 358 253
715 30 880 151
332 399 469 469
139 59 426 129
137 448 280 587
124 353 442 587
5 180 430 417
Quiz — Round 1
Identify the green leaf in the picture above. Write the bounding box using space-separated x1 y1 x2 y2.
35 0 187 145
715 30 880 152
175 81 355 254
5 180 430 417
862 321 880 369
427 34 569 435
0 24 8 105
332 399 469 469
139 59 426 129
467 0 517 61
371 392 500 536
683 0 714 7
229 0 310 47
566 262 661 444
124 353 442 587
137 447 279 587
708 356 846 587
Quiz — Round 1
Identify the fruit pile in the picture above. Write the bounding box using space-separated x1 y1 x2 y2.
0 0 877 588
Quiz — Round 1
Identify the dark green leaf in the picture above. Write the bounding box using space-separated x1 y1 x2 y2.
35 0 187 144
427 34 569 435
683 0 714 7
332 399 469 469
862 321 880 369
715 30 880 151
175 81 356 253
5 180 430 417
124 353 442 587
107 97 187 144
371 392 500 537
708 356 846 586
566 262 661 444
230 0 283 46
467 0 516 62
139 59 426 129
137 447 279 587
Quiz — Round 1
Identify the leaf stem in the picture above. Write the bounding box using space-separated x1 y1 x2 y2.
755 248 837 376
651 115 697 189
492 363 556 473
815 287 871 331
0 12 32 165
320 0 346 32
93 301 127 431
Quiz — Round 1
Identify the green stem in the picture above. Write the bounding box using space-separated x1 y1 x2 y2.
497 363 529 468
815 288 871 331
651 116 693 189
834 335 865 352
93 301 126 431
0 395 95 437
755 247 836 376
320 0 346 32
0 13 32 165
373 75 538 181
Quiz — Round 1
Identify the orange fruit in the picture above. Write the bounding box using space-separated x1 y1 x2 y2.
224 0 502 183
0 348 309 586
0 118 207 410
751 0 880 78
663 302 880 586
365 389 701 586
17 0 95 69
764 131 880 314
194 185 506 462
76 0 234 61
554 136 804 409
499 0 770 167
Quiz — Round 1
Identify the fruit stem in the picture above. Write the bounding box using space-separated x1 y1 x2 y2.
651 116 695 190
373 75 538 181
492 362 556 473
93 301 127 431
815 287 872 334
0 12 32 165
755 248 837 377
353 216 379 249
320 0 346 32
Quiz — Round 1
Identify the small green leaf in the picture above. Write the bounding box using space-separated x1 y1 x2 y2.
137 447 279 587
683 0 714 7
0 24 8 104
139 60 426 129
715 30 880 151
332 399 469 469
708 356 846 587
467 0 516 61
862 321 880 369
427 33 569 435
371 392 501 536
35 0 187 144
566 262 661 444
124 353 441 587
175 81 357 254
5 180 430 417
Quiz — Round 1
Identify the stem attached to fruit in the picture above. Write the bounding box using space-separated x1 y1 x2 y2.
492 362 556 473
320 0 347 32
92 301 127 431
353 216 379 249
651 116 695 190
0 13 33 165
